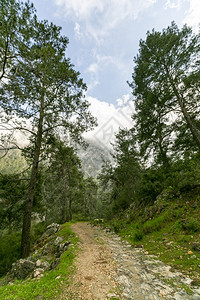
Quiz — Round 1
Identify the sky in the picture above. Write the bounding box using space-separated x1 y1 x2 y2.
31 0 200 148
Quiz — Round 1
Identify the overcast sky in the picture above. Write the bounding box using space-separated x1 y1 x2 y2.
31 0 200 147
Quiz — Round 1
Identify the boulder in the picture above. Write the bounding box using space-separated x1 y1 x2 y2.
36 260 50 270
11 259 35 280
59 241 71 253
33 268 44 278
54 236 64 246
46 223 61 235
41 223 61 239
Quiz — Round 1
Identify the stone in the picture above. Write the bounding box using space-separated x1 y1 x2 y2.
42 223 61 238
36 260 50 270
36 260 42 267
41 261 50 271
46 223 61 233
42 242 55 256
11 259 35 279
54 236 64 246
33 268 44 278
59 241 71 253
51 258 60 269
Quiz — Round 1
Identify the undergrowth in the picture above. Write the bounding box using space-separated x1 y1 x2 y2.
0 223 78 300
107 187 200 281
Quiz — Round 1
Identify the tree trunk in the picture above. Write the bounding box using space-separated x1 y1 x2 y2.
163 63 200 149
21 92 44 258
62 166 67 223
69 197 72 221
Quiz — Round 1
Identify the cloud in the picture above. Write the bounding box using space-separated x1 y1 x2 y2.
85 53 128 92
84 95 135 148
74 22 82 40
184 0 200 32
164 0 182 9
87 80 99 93
54 0 157 41
86 54 117 77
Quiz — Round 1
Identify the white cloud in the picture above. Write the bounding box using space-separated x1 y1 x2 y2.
74 22 82 40
54 0 157 41
86 54 116 76
87 80 99 93
164 0 182 9
84 95 135 148
85 53 127 92
184 0 200 32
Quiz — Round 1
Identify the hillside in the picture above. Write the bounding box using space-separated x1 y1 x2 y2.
0 150 27 175
78 140 113 177
106 185 200 283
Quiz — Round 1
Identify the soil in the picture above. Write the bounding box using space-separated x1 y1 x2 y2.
60 223 200 300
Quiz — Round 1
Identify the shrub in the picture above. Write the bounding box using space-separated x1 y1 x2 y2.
134 230 144 241
181 218 200 233
0 232 21 277
143 214 169 234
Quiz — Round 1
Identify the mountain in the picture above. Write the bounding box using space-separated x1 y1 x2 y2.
78 140 113 178
0 150 27 175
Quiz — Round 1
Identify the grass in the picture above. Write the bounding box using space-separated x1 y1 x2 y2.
0 223 78 300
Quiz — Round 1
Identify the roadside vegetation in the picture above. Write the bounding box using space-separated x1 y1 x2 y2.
0 223 78 299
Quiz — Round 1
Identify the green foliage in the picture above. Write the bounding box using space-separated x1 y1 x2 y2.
129 22 200 163
0 232 21 277
0 150 27 174
143 213 171 234
106 185 200 279
133 229 143 241
0 173 27 230
30 221 46 244
98 128 141 214
180 218 200 233
0 223 78 299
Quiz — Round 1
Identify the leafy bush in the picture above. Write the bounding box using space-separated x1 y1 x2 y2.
180 218 200 233
0 232 21 277
134 230 144 241
31 221 47 244
143 214 169 234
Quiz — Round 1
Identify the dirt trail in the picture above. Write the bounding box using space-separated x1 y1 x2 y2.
63 223 120 299
61 223 200 300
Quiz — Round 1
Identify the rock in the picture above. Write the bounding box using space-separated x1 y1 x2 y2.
42 242 55 256
51 258 60 269
11 259 35 279
46 223 61 234
33 268 44 278
36 260 50 271
36 260 42 267
192 295 200 300
42 223 61 238
41 261 50 271
54 236 64 246
107 292 118 298
59 241 71 253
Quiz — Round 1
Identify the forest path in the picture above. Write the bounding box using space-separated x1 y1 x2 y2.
60 223 200 300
